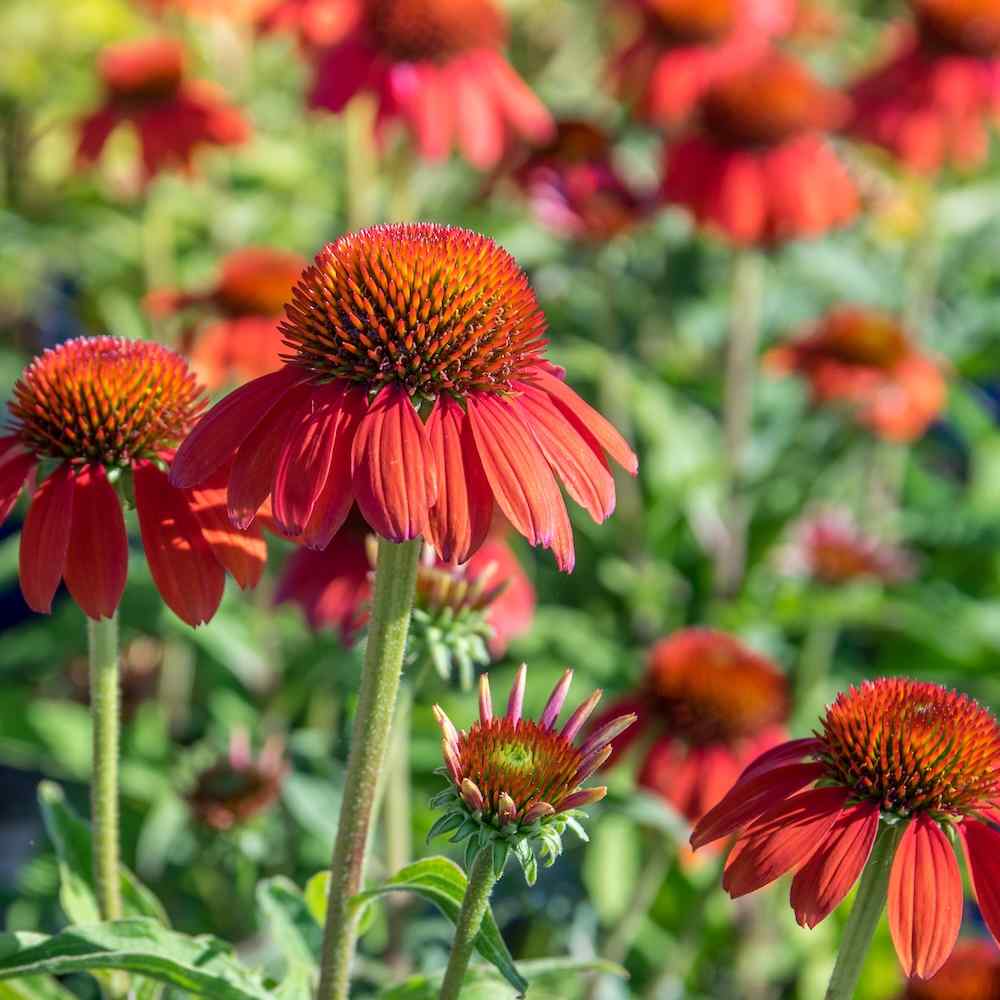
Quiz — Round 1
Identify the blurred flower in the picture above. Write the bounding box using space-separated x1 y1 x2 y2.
307 0 553 169
75 38 249 186
662 51 858 245
612 0 795 126
597 628 788 829
430 665 637 880
509 120 654 241
692 677 1000 979
257 0 361 48
0 337 265 625
765 305 947 441
187 730 287 831
171 223 637 572
67 635 163 722
146 247 306 390
143 0 273 18
779 508 916 584
901 941 1000 999
848 0 1000 174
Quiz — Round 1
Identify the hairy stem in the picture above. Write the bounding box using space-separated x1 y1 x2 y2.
384 681 414 970
439 848 498 1000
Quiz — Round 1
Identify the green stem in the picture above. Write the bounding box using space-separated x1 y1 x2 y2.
316 537 421 1000
825 821 907 1000
89 613 122 921
439 848 498 1000
384 681 414 970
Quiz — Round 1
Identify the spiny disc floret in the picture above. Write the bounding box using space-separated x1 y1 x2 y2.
368 0 506 62
819 678 1000 818
9 337 204 467
280 224 547 399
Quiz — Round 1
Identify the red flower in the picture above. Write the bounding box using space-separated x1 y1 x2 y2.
779 507 916 585
171 224 637 572
692 677 1000 979
147 247 307 390
143 0 273 18
76 38 249 185
307 0 553 169
848 0 1000 174
257 0 361 48
662 51 858 245
511 120 654 242
612 0 795 126
0 337 264 626
597 629 789 828
765 305 947 441
901 940 1000 999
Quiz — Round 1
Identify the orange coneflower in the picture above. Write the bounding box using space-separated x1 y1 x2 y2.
170 224 637 572
901 940 1000 999
0 337 264 626
76 38 249 185
307 0 553 169
693 678 1000 979
765 305 947 441
662 51 858 245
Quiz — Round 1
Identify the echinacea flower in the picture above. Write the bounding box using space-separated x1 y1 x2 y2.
779 507 916 585
430 665 637 880
510 120 654 242
765 305 947 441
76 37 249 185
0 337 264 626
257 0 361 48
662 51 858 245
692 677 1000 979
612 0 795 126
187 730 287 831
597 628 789 829
146 247 306 390
170 224 638 572
901 940 1000 999
848 1 1000 174
307 0 553 169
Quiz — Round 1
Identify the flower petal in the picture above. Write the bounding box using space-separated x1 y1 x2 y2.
889 815 963 979
19 464 74 614
959 819 1000 954
790 802 880 928
63 465 127 620
135 462 225 627
0 437 35 526
737 737 825 783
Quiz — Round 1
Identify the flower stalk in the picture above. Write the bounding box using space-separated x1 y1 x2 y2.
439 847 499 1000
317 536 422 1000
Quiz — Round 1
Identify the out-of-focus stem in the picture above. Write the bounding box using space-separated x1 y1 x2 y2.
794 622 838 729
439 848 498 1000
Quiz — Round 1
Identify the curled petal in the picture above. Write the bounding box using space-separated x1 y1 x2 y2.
578 713 639 758
555 787 606 813
540 669 573 730
0 438 34 526
432 705 459 749
19 464 74 614
461 778 485 813
561 689 603 743
574 744 613 785
498 792 517 824
521 801 555 824
506 664 527 724
478 674 493 725
961 818 1000 953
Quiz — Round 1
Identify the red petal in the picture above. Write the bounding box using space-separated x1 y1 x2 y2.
0 437 35 526
889 815 963 979
63 465 127 620
691 760 826 849
454 61 504 169
350 385 437 541
959 819 1000 954
550 486 576 573
738 737 825 782
171 366 309 489
19 464 74 614
722 786 848 898
425 395 493 564
790 802 880 928
530 367 638 475
135 462 225 627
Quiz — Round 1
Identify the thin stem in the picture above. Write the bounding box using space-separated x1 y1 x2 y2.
316 537 422 1000
89 613 122 921
384 681 414 970
716 250 766 598
825 821 907 1000
439 848 498 1000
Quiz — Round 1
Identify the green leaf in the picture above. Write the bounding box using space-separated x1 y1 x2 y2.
303 871 330 926
347 856 527 995
255 877 320 993
0 976 78 1000
0 921 273 1000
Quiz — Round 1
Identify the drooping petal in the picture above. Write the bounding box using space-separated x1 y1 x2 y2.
0 437 35 526
351 385 437 542
19 463 74 614
135 462 225 627
790 802 880 928
959 819 1000 954
888 815 963 979
549 487 576 573
425 395 493 564
454 60 504 169
63 465 128 620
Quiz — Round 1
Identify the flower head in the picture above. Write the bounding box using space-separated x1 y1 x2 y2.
187 730 287 831
765 305 947 441
257 0 361 48
0 336 264 625
661 51 858 245
901 940 1000 999
692 677 1000 979
430 665 636 880
598 629 789 827
307 0 553 169
76 38 249 185
171 224 637 572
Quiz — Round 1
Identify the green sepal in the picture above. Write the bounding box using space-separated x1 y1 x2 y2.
426 812 465 845
563 814 589 843
464 837 482 872
491 840 511 880
449 819 479 844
